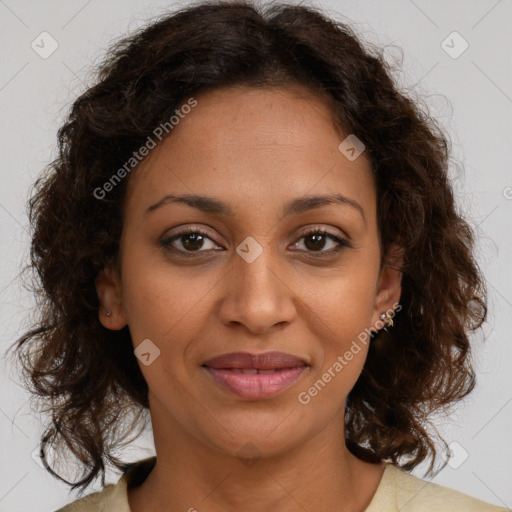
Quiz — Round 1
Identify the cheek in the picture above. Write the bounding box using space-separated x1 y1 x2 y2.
120 243 215 340
298 285 372 406
303 266 378 337
120 269 207 399
299 264 377 382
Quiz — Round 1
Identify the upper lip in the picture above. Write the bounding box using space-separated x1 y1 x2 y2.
202 351 308 370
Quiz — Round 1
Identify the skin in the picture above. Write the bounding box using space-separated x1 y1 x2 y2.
95 84 403 512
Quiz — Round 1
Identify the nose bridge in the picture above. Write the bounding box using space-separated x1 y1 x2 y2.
221 235 295 331
235 235 284 300
238 240 279 292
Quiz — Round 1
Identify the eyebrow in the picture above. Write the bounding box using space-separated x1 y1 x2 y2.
145 193 366 225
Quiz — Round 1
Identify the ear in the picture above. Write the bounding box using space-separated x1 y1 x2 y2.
370 244 404 329
95 265 127 330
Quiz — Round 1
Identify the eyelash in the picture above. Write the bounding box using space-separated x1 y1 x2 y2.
160 227 350 258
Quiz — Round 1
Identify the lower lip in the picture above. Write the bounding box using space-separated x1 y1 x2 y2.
203 366 307 400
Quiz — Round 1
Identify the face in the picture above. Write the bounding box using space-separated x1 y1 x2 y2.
96 84 402 458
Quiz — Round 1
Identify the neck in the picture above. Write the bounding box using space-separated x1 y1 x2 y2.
127 394 385 512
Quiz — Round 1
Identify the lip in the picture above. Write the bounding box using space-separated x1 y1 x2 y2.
202 351 309 400
202 351 307 370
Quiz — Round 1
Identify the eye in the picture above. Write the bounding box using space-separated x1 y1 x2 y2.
160 227 221 256
160 226 350 258
290 228 350 257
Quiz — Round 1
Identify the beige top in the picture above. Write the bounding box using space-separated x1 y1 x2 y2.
55 456 508 511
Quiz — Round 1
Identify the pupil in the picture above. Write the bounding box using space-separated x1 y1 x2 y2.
305 233 325 251
183 233 204 251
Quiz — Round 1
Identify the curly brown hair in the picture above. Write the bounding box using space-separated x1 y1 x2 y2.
8 0 487 495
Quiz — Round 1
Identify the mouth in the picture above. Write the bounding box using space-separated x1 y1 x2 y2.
202 351 309 400
218 368 289 374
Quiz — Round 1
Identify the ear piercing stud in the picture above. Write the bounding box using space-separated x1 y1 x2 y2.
379 311 393 331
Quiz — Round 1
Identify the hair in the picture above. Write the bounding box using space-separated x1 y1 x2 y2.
8 0 487 495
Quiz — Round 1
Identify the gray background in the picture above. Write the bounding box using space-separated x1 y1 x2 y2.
0 0 511 510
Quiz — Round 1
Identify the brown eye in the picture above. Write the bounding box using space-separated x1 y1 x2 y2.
291 229 349 256
304 232 329 251
160 228 221 255
160 227 350 258
180 232 206 251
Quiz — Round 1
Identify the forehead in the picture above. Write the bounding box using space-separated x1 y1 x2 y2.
124 85 375 219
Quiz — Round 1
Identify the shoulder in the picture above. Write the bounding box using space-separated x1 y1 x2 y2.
53 479 127 512
53 483 121 511
367 462 508 511
53 456 156 512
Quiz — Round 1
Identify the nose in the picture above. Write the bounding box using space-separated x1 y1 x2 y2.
218 242 297 335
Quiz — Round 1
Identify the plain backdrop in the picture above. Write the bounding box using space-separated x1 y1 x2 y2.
0 0 511 510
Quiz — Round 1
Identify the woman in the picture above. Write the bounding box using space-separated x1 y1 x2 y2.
9 1 507 510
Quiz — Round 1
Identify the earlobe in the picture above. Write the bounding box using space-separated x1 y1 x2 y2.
372 244 404 328
95 266 127 330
